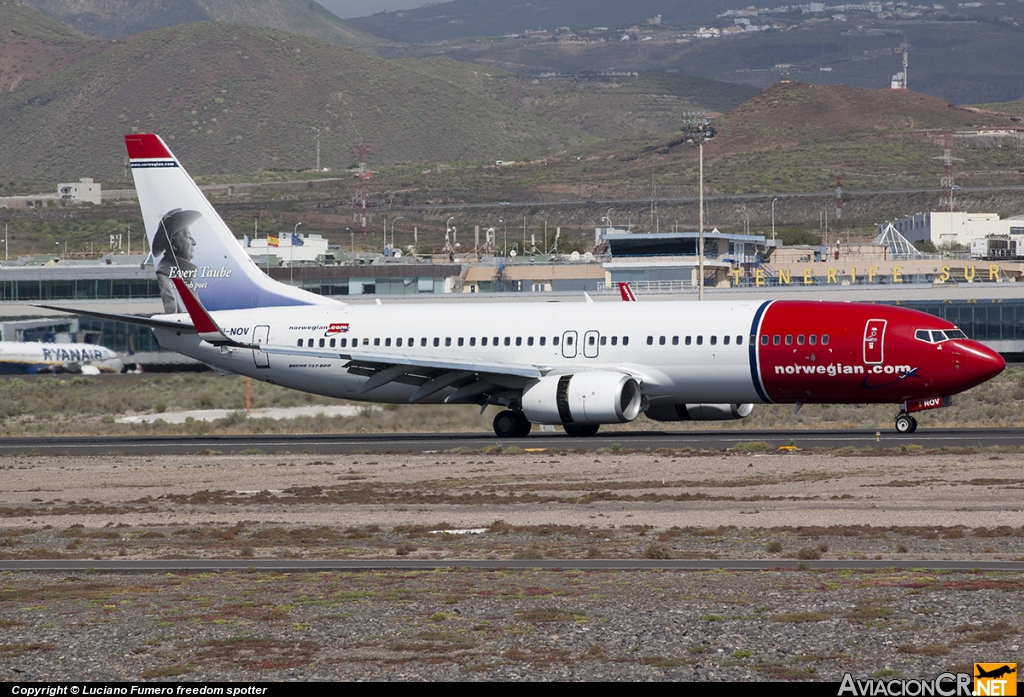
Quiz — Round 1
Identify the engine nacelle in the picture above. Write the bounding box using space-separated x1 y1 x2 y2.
645 403 754 422
522 372 642 425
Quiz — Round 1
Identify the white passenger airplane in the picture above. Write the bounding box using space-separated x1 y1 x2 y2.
0 341 121 375
43 134 1005 436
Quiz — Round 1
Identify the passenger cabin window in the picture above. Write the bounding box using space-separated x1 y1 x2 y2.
458 338 464 347
622 336 629 346
421 338 427 347
599 336 606 346
396 338 402 347
647 336 654 345
672 336 679 346
685 336 692 346
540 337 547 346
470 337 476 347
659 336 666 346
785 335 793 345
516 337 522 346
341 339 347 348
330 339 336 348
318 338 325 347
723 335 730 345
385 338 391 347
528 337 534 346
809 335 817 345
822 335 830 345
374 338 380 346
696 336 703 346
710 335 717 346
611 336 617 346
433 338 440 347
482 337 488 346
736 335 743 345
773 335 781 345
297 339 304 347
761 335 768 346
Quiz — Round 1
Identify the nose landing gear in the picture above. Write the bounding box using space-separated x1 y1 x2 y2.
895 412 918 434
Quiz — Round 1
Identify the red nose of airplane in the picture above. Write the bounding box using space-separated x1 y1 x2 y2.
958 341 1006 389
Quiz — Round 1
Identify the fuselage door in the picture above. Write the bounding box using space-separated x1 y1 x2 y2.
863 319 886 365
583 330 600 358
253 325 270 368
561 330 578 359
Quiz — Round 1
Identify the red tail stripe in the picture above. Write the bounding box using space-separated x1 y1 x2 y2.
125 134 171 160
171 278 219 334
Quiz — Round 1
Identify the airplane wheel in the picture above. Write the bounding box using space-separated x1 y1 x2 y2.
895 414 914 434
909 416 918 433
563 423 600 438
493 410 530 438
516 418 533 438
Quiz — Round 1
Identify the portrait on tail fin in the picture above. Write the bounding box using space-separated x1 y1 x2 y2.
153 208 201 313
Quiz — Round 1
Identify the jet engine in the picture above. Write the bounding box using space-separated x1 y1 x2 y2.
645 403 754 421
521 372 642 425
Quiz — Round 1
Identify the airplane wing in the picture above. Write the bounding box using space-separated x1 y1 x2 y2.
169 278 546 404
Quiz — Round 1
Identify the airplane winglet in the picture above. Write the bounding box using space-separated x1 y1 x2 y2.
618 282 637 302
171 277 232 344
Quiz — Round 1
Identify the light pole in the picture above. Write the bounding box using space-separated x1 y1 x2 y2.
56 241 65 260
736 208 749 235
682 111 711 300
347 227 353 256
772 198 778 241
499 219 506 257
391 216 404 250
291 222 300 283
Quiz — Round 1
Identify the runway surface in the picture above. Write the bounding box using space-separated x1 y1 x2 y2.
0 427 1018 455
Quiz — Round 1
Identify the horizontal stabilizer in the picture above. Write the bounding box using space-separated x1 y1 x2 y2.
35 304 195 332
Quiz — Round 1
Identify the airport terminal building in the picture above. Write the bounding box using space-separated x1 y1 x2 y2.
4 228 1024 362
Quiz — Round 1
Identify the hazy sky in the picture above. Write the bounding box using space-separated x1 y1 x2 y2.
318 1 432 19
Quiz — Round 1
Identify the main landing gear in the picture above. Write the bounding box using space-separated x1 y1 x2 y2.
563 424 600 438
493 409 532 438
491 411 602 438
894 413 918 434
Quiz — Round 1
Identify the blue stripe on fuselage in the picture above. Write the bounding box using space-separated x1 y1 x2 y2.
748 300 773 404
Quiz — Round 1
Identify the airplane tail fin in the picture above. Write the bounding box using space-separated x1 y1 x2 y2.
125 134 333 313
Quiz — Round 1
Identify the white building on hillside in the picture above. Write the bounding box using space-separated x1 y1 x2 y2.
880 212 1024 248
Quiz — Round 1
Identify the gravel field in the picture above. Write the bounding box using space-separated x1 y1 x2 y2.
2 449 1023 681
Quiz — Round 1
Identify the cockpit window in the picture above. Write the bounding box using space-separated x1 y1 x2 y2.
916 328 967 343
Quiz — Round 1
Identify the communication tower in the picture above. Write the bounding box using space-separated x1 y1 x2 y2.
934 132 963 212
351 145 376 235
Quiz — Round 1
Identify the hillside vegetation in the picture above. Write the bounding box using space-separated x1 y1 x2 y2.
0 4 758 184
19 0 383 46
0 20 590 182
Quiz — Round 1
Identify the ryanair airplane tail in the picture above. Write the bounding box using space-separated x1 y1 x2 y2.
125 134 333 313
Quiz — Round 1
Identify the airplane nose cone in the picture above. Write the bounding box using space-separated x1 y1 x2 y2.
959 341 1005 387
